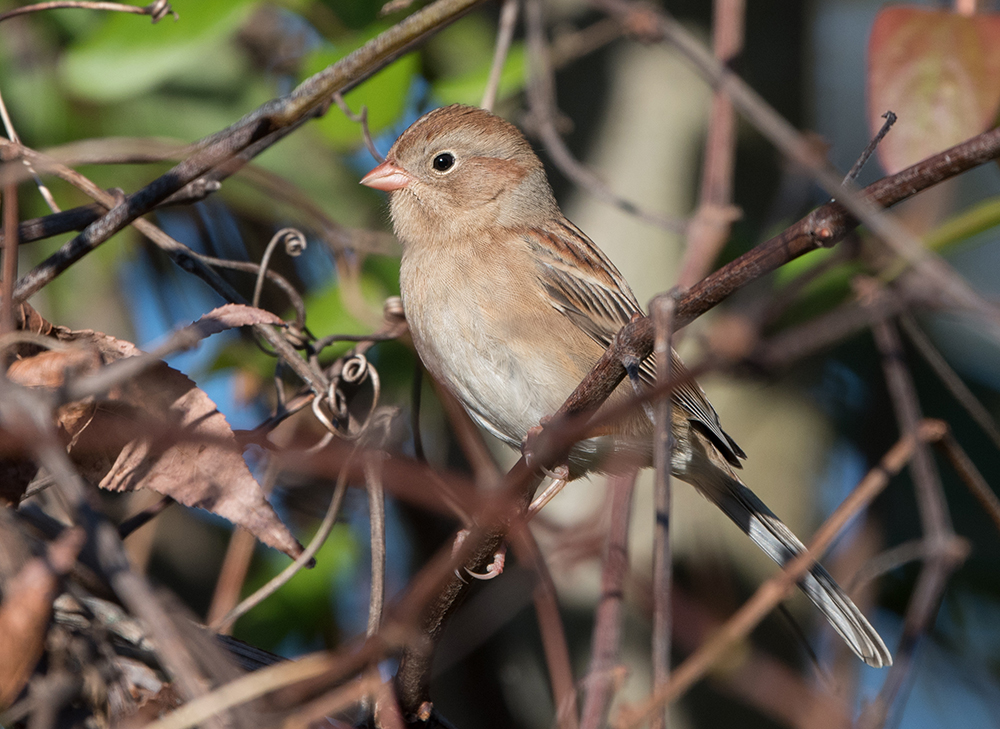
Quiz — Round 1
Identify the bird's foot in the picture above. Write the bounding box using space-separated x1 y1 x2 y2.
452 528 506 581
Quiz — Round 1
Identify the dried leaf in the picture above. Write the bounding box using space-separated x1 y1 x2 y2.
868 7 1000 173
184 303 285 341
5 310 303 559
14 303 52 337
0 527 85 709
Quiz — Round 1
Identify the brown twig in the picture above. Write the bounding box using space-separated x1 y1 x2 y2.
549 17 626 69
844 111 896 184
481 0 519 112
861 298 963 729
333 93 385 163
580 468 638 729
1 167 16 336
650 293 676 729
513 528 581 729
139 652 350 729
117 494 173 539
209 442 356 633
936 432 1000 536
0 88 59 214
0 0 176 24
364 418 393 640
899 313 1000 454
676 0 745 290
206 528 258 634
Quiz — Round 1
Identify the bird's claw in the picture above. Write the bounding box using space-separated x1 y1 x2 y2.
452 529 506 582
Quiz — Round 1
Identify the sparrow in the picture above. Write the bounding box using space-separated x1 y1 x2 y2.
361 103 891 668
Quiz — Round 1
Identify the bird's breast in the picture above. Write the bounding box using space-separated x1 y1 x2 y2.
399 241 597 448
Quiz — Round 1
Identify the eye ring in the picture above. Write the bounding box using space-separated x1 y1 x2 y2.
432 152 456 172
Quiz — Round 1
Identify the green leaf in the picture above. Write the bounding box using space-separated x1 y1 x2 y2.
60 0 257 102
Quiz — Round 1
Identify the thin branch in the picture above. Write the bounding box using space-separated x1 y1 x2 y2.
0 87 59 213
936 433 1000 537
332 93 384 163
1 172 16 335
138 653 345 729
206 460 282 631
481 0 519 112
899 313 1000 454
513 528 581 729
364 419 393 639
0 1 176 25
676 0 745 290
280 673 384 729
844 111 896 184
861 305 963 729
580 468 638 729
650 293 677 729
848 539 966 592
117 494 173 539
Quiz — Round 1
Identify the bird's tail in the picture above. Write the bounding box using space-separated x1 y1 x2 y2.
694 466 892 668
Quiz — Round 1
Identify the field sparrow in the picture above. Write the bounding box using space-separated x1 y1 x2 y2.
361 104 891 668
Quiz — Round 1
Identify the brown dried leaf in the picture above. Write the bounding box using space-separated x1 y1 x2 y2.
868 7 1000 173
0 527 85 709
6 347 101 389
14 302 53 337
6 312 303 559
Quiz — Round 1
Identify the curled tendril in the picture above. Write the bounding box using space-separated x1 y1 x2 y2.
254 227 308 309
308 353 383 441
311 391 340 436
341 353 370 385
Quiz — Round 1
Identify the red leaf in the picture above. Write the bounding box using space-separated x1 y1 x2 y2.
868 7 1000 174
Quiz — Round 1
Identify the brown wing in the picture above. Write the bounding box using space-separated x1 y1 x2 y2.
523 217 746 467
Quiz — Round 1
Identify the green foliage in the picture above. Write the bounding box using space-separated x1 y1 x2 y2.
233 523 360 650
60 0 257 102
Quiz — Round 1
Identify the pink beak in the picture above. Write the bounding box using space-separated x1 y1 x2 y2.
360 160 412 192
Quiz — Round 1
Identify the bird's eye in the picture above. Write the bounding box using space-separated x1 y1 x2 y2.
432 152 455 172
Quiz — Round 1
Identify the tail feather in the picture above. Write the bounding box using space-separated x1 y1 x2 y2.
696 468 892 668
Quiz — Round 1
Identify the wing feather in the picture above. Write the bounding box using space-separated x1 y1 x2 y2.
523 219 746 466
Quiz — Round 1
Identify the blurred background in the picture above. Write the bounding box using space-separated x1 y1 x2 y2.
4 0 1000 727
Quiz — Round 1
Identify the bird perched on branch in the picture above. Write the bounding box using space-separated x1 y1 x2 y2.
361 103 891 668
